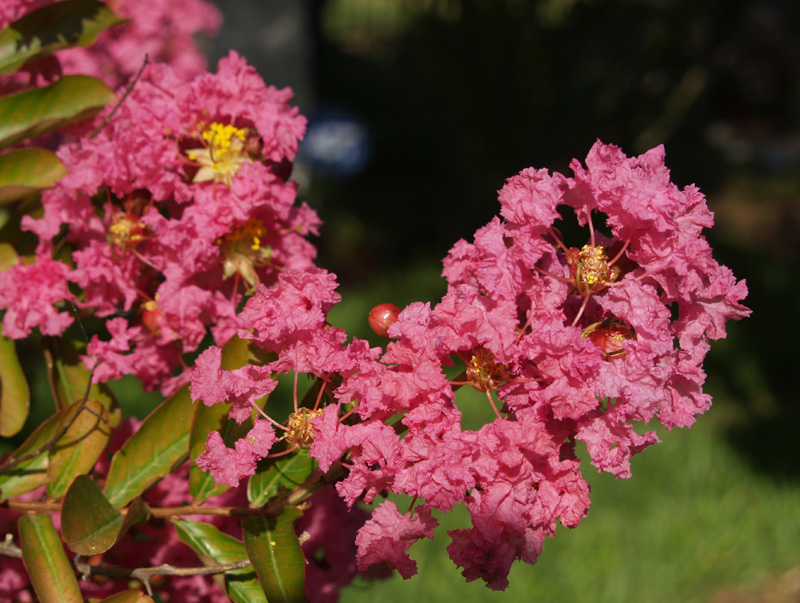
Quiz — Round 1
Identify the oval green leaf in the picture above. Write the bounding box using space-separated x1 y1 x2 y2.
248 450 317 507
19 514 82 603
61 473 123 555
174 518 267 603
61 474 149 556
242 508 307 603
0 148 66 204
0 74 113 148
0 0 127 75
0 406 69 499
104 385 193 508
0 326 30 437
47 399 111 499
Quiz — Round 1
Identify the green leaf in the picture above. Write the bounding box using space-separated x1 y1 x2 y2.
243 508 307 603
0 148 66 204
47 399 111 499
42 336 120 421
104 385 194 508
0 0 127 75
61 474 149 556
19 514 83 603
248 449 317 507
0 74 113 148
0 325 30 437
96 589 156 603
174 518 267 603
0 406 69 499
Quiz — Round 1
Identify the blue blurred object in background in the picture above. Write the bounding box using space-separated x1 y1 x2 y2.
298 105 373 178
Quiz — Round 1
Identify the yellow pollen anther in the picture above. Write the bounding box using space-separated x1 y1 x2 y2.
217 217 273 292
184 121 250 187
285 408 323 449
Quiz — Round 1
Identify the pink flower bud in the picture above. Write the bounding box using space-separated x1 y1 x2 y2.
368 302 401 338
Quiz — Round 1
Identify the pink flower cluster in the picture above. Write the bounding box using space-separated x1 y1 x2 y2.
0 52 317 393
190 141 749 590
0 0 221 90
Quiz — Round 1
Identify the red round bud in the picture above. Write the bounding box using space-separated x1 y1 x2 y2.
368 303 401 338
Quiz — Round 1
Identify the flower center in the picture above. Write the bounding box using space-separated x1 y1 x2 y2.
217 218 272 293
185 122 249 187
466 349 508 393
285 408 323 449
108 212 150 250
570 244 613 295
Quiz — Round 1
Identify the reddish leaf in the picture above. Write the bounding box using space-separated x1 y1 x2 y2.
242 508 307 603
62 474 150 556
19 514 82 603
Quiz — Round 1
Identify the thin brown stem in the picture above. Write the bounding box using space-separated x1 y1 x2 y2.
89 55 150 139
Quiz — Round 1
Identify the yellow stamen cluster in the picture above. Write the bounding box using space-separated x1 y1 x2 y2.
577 245 609 288
466 349 509 393
185 122 250 187
285 408 323 449
108 213 150 250
217 218 272 293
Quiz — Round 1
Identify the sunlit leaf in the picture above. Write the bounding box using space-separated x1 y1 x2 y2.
0 0 127 75
248 450 316 507
19 514 82 603
243 508 307 603
0 148 66 204
174 518 267 603
96 589 156 603
0 325 30 437
47 399 111 498
0 242 18 270
0 406 68 499
104 385 193 507
98 588 154 603
62 474 149 556
0 74 113 148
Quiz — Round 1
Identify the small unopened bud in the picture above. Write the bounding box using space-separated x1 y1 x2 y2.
368 303 401 338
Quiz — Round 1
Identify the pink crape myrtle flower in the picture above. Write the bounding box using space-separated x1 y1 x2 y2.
2 52 317 394
298 141 748 589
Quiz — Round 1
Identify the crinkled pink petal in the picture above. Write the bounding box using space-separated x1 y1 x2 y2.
355 501 437 579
